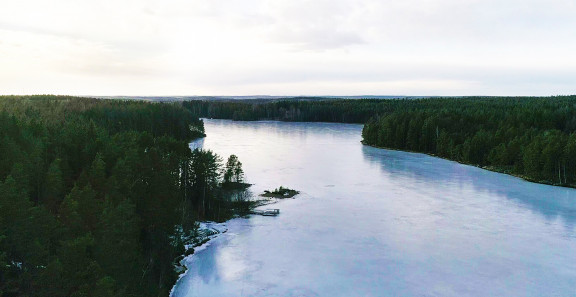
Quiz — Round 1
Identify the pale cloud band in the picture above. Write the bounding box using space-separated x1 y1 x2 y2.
0 0 575 96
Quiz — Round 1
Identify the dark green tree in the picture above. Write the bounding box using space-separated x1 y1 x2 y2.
44 158 65 212
223 154 244 184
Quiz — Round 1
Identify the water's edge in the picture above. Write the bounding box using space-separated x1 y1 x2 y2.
170 222 229 297
362 141 576 189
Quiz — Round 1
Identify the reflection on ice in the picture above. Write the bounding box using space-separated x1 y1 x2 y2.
361 146 576 229
172 120 576 297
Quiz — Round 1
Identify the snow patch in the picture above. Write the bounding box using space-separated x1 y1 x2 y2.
169 221 228 297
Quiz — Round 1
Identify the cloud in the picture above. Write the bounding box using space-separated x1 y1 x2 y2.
0 0 575 95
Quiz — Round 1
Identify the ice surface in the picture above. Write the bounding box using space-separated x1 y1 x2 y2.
172 120 576 297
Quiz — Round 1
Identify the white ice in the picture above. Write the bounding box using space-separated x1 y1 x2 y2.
172 120 576 297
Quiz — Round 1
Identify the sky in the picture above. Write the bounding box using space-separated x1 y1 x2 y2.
1 0 575 96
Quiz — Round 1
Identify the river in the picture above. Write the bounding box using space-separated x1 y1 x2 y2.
172 119 576 297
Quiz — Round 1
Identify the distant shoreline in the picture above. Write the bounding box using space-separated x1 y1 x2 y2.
362 142 576 190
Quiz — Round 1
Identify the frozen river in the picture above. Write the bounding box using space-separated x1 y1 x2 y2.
172 119 576 297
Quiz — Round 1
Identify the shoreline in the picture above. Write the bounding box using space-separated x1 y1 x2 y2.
170 196 290 296
362 142 576 190
170 221 228 297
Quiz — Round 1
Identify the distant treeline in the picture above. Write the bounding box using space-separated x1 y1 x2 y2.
361 96 576 186
182 98 403 123
0 96 238 297
183 96 576 186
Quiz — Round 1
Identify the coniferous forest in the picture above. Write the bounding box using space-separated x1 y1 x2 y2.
361 97 576 186
0 96 240 297
182 98 401 123
3 95 576 296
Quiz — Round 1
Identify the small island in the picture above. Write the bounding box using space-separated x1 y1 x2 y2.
260 186 300 198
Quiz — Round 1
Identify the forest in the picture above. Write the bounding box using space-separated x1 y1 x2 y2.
3 94 576 296
183 95 576 186
182 98 403 123
0 96 243 297
361 96 576 186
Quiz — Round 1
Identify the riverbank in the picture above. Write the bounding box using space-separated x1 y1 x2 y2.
362 141 576 189
170 195 292 296
170 222 228 297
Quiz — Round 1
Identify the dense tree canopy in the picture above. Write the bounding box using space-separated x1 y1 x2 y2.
0 95 238 297
182 97 402 123
361 96 576 186
3 94 575 296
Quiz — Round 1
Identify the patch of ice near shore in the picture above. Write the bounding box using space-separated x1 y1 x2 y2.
170 221 228 297
188 222 228 251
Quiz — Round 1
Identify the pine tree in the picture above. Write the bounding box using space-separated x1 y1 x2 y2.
89 153 107 196
223 154 244 184
44 158 65 212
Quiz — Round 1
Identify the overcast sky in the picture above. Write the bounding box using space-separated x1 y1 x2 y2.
1 0 575 96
